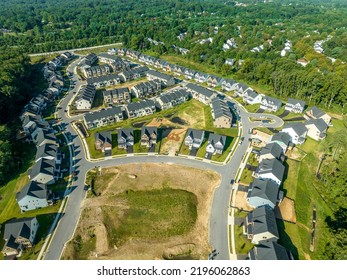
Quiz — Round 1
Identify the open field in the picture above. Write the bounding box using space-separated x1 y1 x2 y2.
62 163 221 260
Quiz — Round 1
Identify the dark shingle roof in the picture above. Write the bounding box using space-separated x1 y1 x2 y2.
309 106 326 118
87 74 120 84
260 142 283 159
84 106 123 123
248 178 279 206
29 158 55 179
186 128 204 141
95 131 112 146
271 132 291 146
34 129 57 146
3 218 36 241
250 241 291 260
249 206 279 238
287 98 305 108
283 122 308 136
147 70 174 82
208 133 226 147
256 158 285 183
262 96 282 107
126 100 155 112
35 143 58 161
16 181 47 201
141 126 157 138
211 97 233 119
305 118 328 132
185 83 215 98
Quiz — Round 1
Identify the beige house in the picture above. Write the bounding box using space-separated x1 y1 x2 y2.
305 119 328 141
1 217 39 257
304 106 331 125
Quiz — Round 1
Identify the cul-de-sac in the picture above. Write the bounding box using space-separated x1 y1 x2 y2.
0 0 346 261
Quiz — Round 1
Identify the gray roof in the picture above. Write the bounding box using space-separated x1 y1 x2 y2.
263 95 282 107
308 106 326 118
287 98 305 108
208 133 226 147
118 128 134 143
84 106 123 123
29 158 55 179
222 78 236 86
238 83 249 91
126 100 155 112
283 122 308 136
271 132 291 146
157 89 190 105
35 143 58 161
186 128 204 141
248 178 279 206
87 73 120 84
141 126 157 138
95 131 112 146
98 53 117 61
256 158 285 183
249 241 290 260
34 129 57 145
147 70 174 82
185 83 215 98
248 206 279 238
245 89 259 99
22 115 42 127
16 181 47 201
260 142 283 160
3 218 37 241
211 97 233 119
305 118 328 132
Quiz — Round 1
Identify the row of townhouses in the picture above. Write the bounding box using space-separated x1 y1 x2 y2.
74 84 96 110
83 87 191 130
1 53 75 258
111 48 314 116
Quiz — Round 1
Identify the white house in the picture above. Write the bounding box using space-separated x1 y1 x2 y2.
184 129 205 150
254 158 285 186
281 122 308 145
285 98 306 113
260 96 282 112
206 133 226 155
243 89 262 105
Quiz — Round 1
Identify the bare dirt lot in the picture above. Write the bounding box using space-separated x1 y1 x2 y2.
275 197 297 223
63 163 221 260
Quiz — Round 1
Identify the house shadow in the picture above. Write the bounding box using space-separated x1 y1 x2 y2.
161 126 173 138
67 185 78 195
276 218 299 260
74 150 81 157
280 161 290 197
73 158 82 165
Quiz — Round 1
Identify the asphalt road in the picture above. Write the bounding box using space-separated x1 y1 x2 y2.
44 58 283 260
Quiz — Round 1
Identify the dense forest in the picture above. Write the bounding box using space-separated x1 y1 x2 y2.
0 47 39 184
0 0 346 110
0 0 346 259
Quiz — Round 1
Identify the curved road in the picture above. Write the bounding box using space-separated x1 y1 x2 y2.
43 57 283 260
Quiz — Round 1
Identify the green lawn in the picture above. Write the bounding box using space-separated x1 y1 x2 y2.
239 168 254 185
234 224 254 254
103 189 197 247
244 103 260 113
92 89 105 109
276 119 345 259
